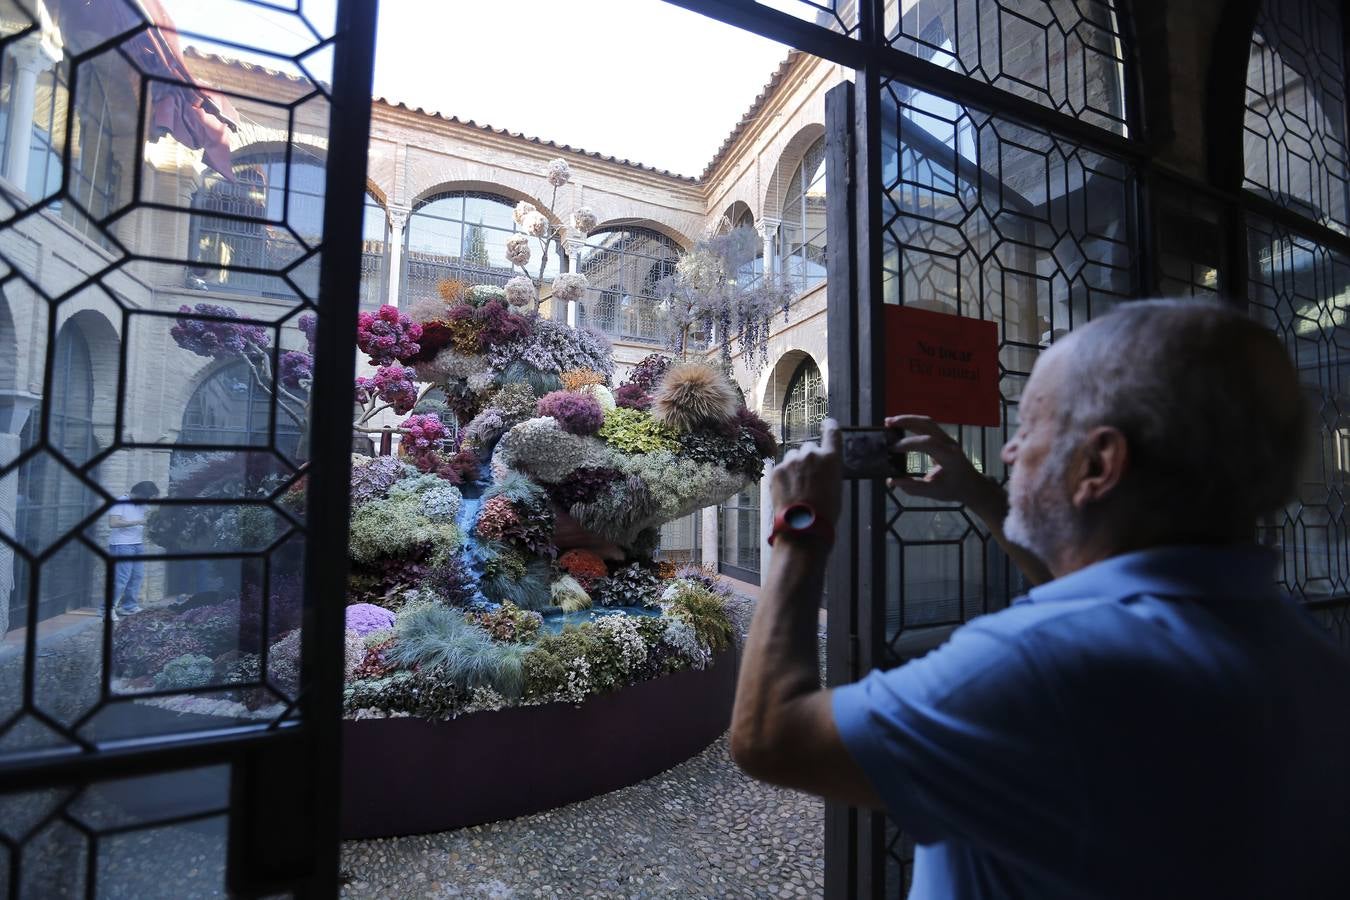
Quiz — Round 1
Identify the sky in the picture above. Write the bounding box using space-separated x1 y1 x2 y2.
160 0 795 179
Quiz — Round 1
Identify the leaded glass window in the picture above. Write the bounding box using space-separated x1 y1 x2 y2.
576 227 682 344
777 137 827 295
781 357 826 453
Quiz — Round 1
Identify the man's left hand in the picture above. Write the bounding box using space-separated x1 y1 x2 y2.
771 418 842 524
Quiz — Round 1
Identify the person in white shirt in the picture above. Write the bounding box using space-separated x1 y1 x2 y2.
107 481 159 616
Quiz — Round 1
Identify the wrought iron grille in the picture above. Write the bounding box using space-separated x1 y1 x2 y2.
873 73 1137 894
657 511 703 567
1243 0 1349 235
885 0 1131 135
781 356 827 453
0 0 374 893
575 227 681 345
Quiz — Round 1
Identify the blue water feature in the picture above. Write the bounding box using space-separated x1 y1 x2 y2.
455 473 491 607
540 606 661 634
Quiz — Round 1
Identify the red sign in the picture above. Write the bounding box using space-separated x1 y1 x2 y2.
885 305 1000 427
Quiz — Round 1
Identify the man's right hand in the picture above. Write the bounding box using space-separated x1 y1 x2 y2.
884 414 1006 521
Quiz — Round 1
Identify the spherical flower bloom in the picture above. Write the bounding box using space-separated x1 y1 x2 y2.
546 158 572 187
278 350 312 389
580 383 616 413
506 235 532 266
356 305 422 366
371 363 419 414
571 207 598 235
346 603 395 636
400 413 449 463
513 200 537 225
551 273 589 303
504 276 538 308
172 303 271 359
536 390 605 436
523 211 550 239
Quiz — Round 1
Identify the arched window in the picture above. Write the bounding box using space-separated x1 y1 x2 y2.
402 191 560 305
1243 0 1350 605
189 150 326 297
575 227 682 344
360 194 388 311
776 137 827 295
780 357 827 454
179 360 307 448
727 205 764 287
12 324 99 623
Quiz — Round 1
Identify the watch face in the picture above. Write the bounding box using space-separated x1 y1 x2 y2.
785 506 816 530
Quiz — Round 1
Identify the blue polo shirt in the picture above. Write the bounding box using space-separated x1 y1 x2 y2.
832 545 1350 899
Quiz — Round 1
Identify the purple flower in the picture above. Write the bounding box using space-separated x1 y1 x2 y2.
279 350 313 389
172 303 271 360
371 364 419 414
536 391 605 436
346 603 396 636
298 313 318 355
357 305 422 366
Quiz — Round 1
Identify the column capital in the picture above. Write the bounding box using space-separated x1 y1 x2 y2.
386 204 411 232
757 218 781 240
10 2 63 73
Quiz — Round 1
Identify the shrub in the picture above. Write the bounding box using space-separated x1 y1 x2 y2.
593 563 664 609
662 580 734 654
560 368 606 391
597 407 679 454
497 358 564 396
734 406 778 460
268 629 303 698
496 417 613 483
558 549 608 590
547 466 623 509
467 601 543 643
623 353 673 393
536 391 605 436
387 602 526 699
346 603 396 636
480 553 554 611
348 493 461 565
154 654 216 691
350 455 417 505
613 383 651 411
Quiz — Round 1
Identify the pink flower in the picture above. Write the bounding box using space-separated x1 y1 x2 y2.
356 305 422 366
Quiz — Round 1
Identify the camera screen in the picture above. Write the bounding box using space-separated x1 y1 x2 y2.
840 429 901 480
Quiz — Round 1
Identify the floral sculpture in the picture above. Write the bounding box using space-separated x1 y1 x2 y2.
127 159 769 723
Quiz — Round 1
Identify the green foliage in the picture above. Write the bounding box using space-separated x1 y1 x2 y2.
388 601 527 699
482 471 548 507
598 407 679 454
523 627 598 702
492 382 543 423
594 563 664 608
467 600 543 643
153 654 215 691
568 476 657 544
664 582 734 654
348 493 461 565
344 670 466 719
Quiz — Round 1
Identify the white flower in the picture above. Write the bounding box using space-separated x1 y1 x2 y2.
513 200 537 225
505 275 538 308
571 207 598 234
506 235 532 266
546 158 572 187
581 383 616 413
524 211 550 238
551 273 589 303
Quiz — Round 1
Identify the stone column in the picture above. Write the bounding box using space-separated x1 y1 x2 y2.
0 391 39 636
565 238 587 326
385 205 409 308
758 469 774 576
1 11 63 188
758 218 780 281
700 506 719 571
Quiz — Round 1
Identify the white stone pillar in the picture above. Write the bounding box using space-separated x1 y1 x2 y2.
701 505 719 570
2 9 63 189
385 205 409 308
758 468 774 576
758 218 780 281
0 391 39 636
565 238 587 326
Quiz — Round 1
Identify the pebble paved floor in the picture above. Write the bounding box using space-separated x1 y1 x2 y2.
340 599 828 899
339 733 825 899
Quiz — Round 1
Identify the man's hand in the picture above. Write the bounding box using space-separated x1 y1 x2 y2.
885 414 1005 521
771 418 842 523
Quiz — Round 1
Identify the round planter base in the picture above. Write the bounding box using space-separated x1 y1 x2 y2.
340 648 739 840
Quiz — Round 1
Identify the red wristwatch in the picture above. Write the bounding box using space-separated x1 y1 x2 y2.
768 503 835 547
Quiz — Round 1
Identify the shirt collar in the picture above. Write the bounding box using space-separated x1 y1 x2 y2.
1022 544 1281 606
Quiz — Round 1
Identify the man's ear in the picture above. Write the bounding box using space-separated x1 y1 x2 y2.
1071 426 1129 509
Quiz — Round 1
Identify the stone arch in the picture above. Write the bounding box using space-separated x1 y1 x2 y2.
711 200 755 237
589 217 695 252
53 305 121 452
755 348 828 425
761 123 826 223
408 179 560 225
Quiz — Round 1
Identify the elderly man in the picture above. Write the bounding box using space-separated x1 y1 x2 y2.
731 300 1350 899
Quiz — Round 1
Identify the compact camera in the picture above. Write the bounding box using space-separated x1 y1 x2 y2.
837 426 914 480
